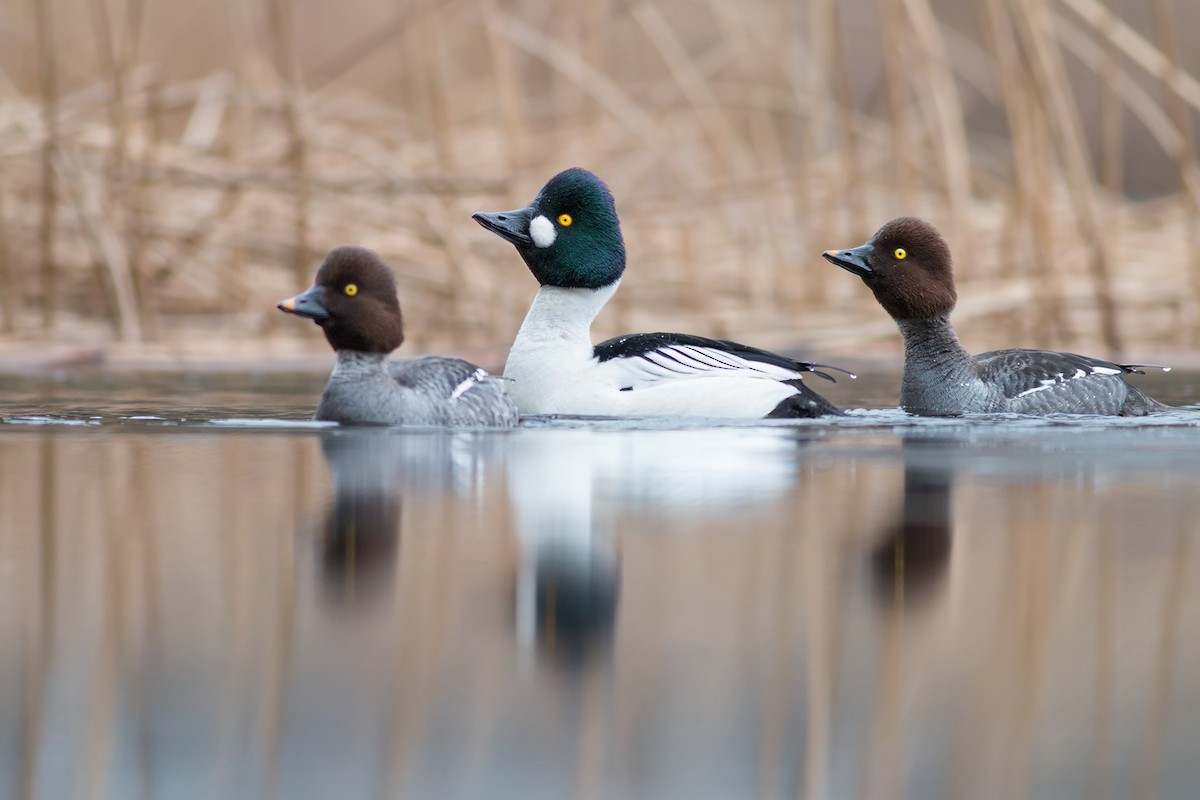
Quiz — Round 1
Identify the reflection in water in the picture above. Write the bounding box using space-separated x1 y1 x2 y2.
506 430 802 664
871 436 955 607
319 490 401 605
316 433 404 607
315 430 506 608
595 428 800 512
1 422 1198 799
508 434 619 664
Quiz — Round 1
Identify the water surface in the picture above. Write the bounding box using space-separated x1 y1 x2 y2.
0 370 1198 799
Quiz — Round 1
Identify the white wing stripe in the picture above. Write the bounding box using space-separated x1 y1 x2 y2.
672 345 802 379
643 348 756 376
1016 379 1058 398
641 352 695 374
665 348 737 372
675 345 743 370
449 368 489 401
599 343 806 390
1013 365 1126 398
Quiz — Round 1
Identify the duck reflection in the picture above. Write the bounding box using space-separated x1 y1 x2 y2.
507 428 802 663
870 436 956 607
317 429 505 609
320 477 402 605
508 433 620 665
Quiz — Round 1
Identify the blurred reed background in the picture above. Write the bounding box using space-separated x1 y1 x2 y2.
0 0 1198 361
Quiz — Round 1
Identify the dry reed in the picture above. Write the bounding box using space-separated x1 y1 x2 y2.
0 0 1197 360
33 0 58 333
1149 0 1200 344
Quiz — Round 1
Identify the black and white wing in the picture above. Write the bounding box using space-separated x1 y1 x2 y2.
389 357 518 425
592 332 850 390
976 349 1166 414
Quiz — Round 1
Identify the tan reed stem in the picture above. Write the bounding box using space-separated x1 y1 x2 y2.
701 0 788 309
1096 0 1126 327
1099 0 1124 202
1149 0 1200 341
1014 0 1122 355
828 2 868 236
419 0 497 344
486 12 683 181
880 0 917 209
581 0 612 168
267 0 312 289
33 0 59 332
981 0 1065 345
902 0 974 259
56 148 144 341
1060 0 1200 114
90 0 149 336
480 0 528 186
0 168 12 333
1051 12 1187 184
633 2 753 180
222 0 255 312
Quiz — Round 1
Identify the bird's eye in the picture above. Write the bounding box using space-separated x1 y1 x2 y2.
894 248 907 260
344 284 358 296
558 214 573 227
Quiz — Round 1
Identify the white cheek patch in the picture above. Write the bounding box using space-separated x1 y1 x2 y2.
529 214 557 248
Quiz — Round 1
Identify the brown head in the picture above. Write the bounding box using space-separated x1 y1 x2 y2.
822 217 957 320
277 246 405 353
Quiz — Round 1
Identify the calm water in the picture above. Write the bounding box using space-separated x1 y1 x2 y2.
1 369 1199 799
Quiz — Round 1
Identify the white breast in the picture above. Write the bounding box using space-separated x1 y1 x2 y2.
503 284 799 417
504 284 617 414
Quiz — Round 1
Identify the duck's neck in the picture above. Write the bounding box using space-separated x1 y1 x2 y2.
895 313 980 405
895 314 972 364
513 281 620 346
331 350 390 378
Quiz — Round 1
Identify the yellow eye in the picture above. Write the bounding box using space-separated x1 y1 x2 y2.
558 214 573 227
894 248 907 260
344 284 358 296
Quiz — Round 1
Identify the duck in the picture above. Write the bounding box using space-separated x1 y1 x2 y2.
822 217 1170 416
277 246 519 426
472 167 846 418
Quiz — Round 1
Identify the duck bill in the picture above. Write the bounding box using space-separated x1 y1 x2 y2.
472 206 535 246
277 284 330 322
822 243 874 277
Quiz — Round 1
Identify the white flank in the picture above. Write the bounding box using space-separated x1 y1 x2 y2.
529 214 557 248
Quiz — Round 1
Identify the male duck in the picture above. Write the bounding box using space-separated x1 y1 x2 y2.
473 168 845 418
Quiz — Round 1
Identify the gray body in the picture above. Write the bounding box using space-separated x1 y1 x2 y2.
315 351 519 426
897 316 1166 416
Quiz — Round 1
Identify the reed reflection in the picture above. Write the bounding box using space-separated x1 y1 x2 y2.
870 436 956 608
3 422 1197 798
